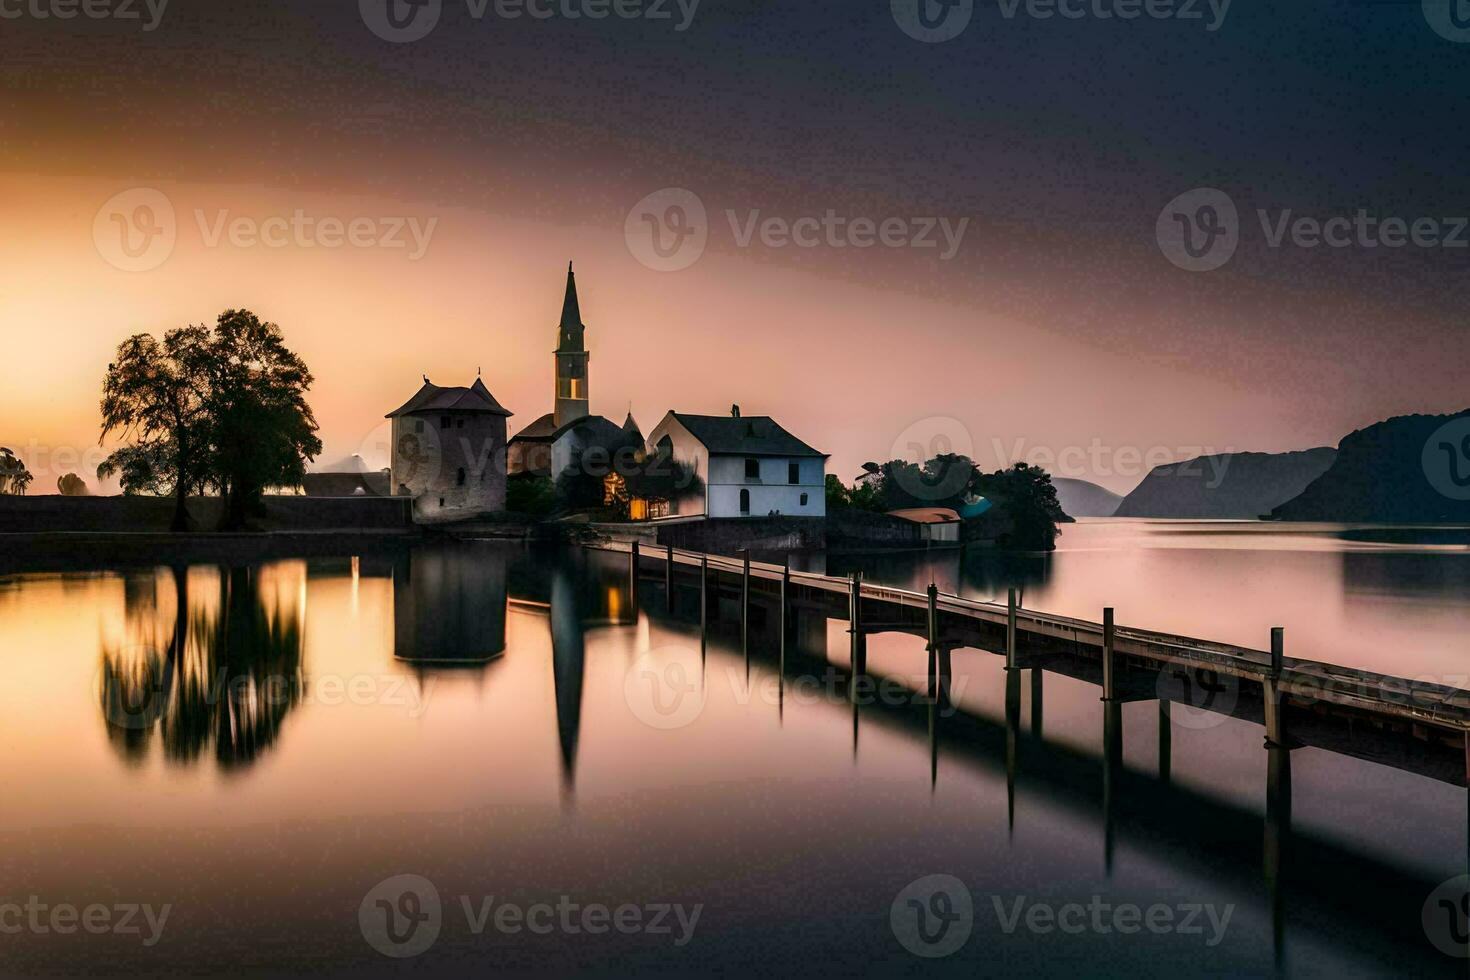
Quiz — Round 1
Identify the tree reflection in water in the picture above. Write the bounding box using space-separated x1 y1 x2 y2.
99 565 303 769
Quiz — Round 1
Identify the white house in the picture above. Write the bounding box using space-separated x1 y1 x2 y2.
645 408 828 519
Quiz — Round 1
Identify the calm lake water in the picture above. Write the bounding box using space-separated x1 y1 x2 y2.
3 519 1469 977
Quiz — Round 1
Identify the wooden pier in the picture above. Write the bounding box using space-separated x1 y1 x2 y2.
608 540 1470 784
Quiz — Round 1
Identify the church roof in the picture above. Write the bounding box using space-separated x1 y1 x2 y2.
621 412 642 441
668 412 827 458
509 412 558 444
386 378 512 418
557 262 585 353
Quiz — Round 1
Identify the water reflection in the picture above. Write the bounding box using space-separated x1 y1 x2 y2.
98 565 303 769
392 542 508 665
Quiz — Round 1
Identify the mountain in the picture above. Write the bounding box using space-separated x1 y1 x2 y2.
1114 449 1337 519
1272 411 1470 523
1052 477 1123 518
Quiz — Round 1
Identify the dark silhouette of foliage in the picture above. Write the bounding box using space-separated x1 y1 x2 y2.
0 447 33 495
99 311 320 531
507 473 557 517
57 473 89 496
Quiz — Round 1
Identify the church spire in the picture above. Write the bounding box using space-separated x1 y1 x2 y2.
557 261 584 352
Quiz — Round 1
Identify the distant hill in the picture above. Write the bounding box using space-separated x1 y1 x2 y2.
1272 411 1470 523
1052 478 1123 518
1114 449 1337 519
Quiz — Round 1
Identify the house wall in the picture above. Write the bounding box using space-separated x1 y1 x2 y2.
646 417 710 518
391 411 507 521
707 455 825 518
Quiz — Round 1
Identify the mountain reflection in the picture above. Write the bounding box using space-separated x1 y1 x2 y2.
98 565 303 769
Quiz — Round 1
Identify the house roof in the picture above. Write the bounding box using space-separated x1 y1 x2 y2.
670 412 827 458
386 378 512 419
888 507 962 525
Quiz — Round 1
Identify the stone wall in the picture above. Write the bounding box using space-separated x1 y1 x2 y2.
653 516 826 555
0 495 414 533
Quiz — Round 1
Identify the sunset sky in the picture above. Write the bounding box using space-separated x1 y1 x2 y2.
2 1 1468 493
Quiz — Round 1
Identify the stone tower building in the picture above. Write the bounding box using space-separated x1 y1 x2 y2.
386 377 512 521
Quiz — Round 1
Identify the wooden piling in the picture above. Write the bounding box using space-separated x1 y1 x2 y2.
739 549 750 658
927 584 939 697
1158 698 1172 783
1264 627 1286 746
1006 588 1018 670
699 554 708 654
780 561 790 668
1102 607 1116 701
665 544 674 610
629 540 640 608
849 572 866 676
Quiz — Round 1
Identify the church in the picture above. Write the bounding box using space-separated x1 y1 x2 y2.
507 263 642 481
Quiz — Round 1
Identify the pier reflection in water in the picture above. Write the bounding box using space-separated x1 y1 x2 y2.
0 527 1466 975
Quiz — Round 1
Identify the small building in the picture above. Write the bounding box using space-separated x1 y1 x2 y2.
386 376 512 521
645 407 828 519
887 507 963 545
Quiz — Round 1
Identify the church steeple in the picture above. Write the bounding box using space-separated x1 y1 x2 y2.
553 261 590 428
557 261 585 353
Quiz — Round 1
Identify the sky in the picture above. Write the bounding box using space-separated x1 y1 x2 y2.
1 0 1468 493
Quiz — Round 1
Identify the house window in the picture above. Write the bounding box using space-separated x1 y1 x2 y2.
457 468 466 486
788 462 800 484
440 416 451 430
739 489 751 515
745 458 760 480
557 377 586 400
800 493 809 506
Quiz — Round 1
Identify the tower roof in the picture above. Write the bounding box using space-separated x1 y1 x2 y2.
557 261 585 352
386 377 513 418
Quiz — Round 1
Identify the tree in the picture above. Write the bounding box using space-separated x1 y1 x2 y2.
0 448 33 495
98 311 320 531
99 327 213 530
204 311 321 530
970 463 1067 550
57 473 90 496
